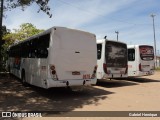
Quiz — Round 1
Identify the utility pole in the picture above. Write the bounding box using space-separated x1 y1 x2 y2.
150 14 157 67
115 31 119 41
0 0 4 71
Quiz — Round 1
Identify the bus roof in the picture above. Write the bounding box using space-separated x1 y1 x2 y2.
9 26 96 49
127 45 153 48
97 39 126 45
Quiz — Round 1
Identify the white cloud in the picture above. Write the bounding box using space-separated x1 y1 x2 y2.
52 0 138 27
3 0 160 52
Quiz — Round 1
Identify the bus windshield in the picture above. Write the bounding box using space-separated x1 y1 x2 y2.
105 41 127 67
139 45 154 61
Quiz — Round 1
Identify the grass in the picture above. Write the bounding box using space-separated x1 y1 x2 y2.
155 67 160 71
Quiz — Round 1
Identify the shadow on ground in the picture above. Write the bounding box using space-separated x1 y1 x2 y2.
120 77 160 83
96 79 138 88
0 118 18 120
0 73 113 115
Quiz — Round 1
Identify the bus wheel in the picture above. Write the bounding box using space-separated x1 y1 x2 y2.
22 71 27 86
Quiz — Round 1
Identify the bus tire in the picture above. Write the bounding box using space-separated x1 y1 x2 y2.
22 70 27 86
8 66 12 77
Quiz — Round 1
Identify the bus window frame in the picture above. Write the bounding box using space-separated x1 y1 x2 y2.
97 44 102 60
139 46 154 61
128 48 135 61
105 41 127 68
9 33 50 59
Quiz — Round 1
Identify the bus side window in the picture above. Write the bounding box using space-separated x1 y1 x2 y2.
36 34 49 58
36 49 48 58
30 49 36 58
97 44 102 59
128 49 135 61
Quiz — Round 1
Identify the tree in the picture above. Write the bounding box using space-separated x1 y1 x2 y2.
0 0 51 71
0 0 4 72
0 25 10 71
4 0 52 18
14 23 44 40
3 23 44 45
1 23 44 71
2 25 10 35
0 26 9 45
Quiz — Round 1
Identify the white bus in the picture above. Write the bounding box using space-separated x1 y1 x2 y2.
127 45 155 77
8 27 97 89
97 39 128 80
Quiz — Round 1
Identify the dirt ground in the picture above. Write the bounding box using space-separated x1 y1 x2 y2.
0 71 160 120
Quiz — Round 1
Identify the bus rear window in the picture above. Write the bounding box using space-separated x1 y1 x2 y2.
105 41 127 67
139 46 154 61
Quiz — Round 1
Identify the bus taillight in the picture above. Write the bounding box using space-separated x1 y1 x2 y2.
50 65 55 70
91 65 98 79
103 63 108 74
125 65 128 74
50 65 56 74
50 65 58 80
52 70 56 75
139 63 142 71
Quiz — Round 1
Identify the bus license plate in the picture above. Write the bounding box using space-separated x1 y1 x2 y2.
120 71 124 74
72 71 80 75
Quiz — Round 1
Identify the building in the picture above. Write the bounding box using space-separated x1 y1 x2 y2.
156 55 160 68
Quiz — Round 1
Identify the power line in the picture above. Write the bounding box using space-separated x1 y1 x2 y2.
58 0 135 25
58 0 160 26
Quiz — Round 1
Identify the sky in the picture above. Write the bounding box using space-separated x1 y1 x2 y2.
3 0 160 55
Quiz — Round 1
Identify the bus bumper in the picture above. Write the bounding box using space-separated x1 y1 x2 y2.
103 73 128 79
129 70 155 77
139 70 155 76
43 78 97 89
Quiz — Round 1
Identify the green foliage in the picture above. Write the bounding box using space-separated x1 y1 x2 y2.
2 26 10 35
4 0 52 17
0 26 9 71
12 23 44 41
1 23 44 71
155 67 160 71
3 23 44 46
